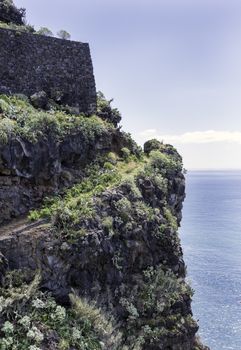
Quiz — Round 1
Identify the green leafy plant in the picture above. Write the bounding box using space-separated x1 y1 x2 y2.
143 139 163 154
0 273 109 350
0 94 114 145
57 29 71 40
36 27 53 36
121 147 131 161
149 149 183 174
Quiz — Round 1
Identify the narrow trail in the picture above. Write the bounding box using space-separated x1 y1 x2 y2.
0 217 48 239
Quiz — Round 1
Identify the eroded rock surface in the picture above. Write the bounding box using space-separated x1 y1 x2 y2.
0 129 134 225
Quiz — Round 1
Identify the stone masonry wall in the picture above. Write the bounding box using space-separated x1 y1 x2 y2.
0 28 96 114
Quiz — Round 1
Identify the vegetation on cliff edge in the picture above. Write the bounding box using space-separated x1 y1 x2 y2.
0 94 115 145
0 271 120 350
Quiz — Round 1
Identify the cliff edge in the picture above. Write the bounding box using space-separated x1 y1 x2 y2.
0 95 209 349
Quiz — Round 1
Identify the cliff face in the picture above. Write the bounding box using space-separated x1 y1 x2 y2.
0 95 208 350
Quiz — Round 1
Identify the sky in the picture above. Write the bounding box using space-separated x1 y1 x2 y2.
14 0 241 169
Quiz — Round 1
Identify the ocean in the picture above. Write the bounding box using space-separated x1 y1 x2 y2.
180 171 241 350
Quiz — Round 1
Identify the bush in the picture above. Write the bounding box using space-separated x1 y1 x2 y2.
134 201 155 221
106 152 117 164
149 150 182 174
115 197 132 222
0 118 16 144
0 20 34 32
144 139 162 154
0 0 26 25
28 210 41 222
57 30 71 40
119 177 142 199
23 112 61 139
151 174 168 194
120 266 194 348
102 216 114 233
96 91 121 127
0 275 106 350
36 27 53 36
0 94 114 143
164 207 178 231
103 162 115 170
121 147 131 161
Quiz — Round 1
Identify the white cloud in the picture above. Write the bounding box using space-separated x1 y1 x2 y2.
139 130 241 144
139 129 157 137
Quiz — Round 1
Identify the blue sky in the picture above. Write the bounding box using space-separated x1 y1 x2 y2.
15 0 241 169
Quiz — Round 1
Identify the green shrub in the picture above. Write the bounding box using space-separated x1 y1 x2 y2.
57 29 71 40
143 139 162 154
119 177 142 199
164 207 178 231
0 95 114 144
0 275 105 350
134 201 155 221
0 118 16 144
149 150 182 173
121 147 131 161
115 197 132 222
0 0 26 25
28 210 41 222
0 20 34 33
120 266 194 348
151 174 168 193
106 152 117 164
36 27 53 36
103 162 115 170
102 216 114 233
96 91 121 126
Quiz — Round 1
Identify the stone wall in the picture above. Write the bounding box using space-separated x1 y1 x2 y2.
0 28 96 114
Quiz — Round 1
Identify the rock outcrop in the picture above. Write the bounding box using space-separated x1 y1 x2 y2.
0 127 125 225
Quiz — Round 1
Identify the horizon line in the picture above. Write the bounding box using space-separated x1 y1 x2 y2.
186 168 241 171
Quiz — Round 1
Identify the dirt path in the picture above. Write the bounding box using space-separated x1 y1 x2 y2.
0 217 48 239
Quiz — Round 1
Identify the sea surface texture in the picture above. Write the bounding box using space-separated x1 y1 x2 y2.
180 171 241 350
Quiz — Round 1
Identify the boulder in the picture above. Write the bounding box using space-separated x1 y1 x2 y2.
30 90 49 109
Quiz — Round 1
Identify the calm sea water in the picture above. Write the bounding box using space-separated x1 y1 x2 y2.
180 171 241 350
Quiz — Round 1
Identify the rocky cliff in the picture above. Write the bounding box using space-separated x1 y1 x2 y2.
0 3 209 348
0 95 133 225
0 94 209 349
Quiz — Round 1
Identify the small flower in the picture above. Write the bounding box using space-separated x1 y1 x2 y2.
18 315 31 329
27 326 44 343
32 298 46 309
51 305 66 322
1 321 14 334
29 346 41 350
72 327 82 340
27 329 35 339
0 337 14 348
